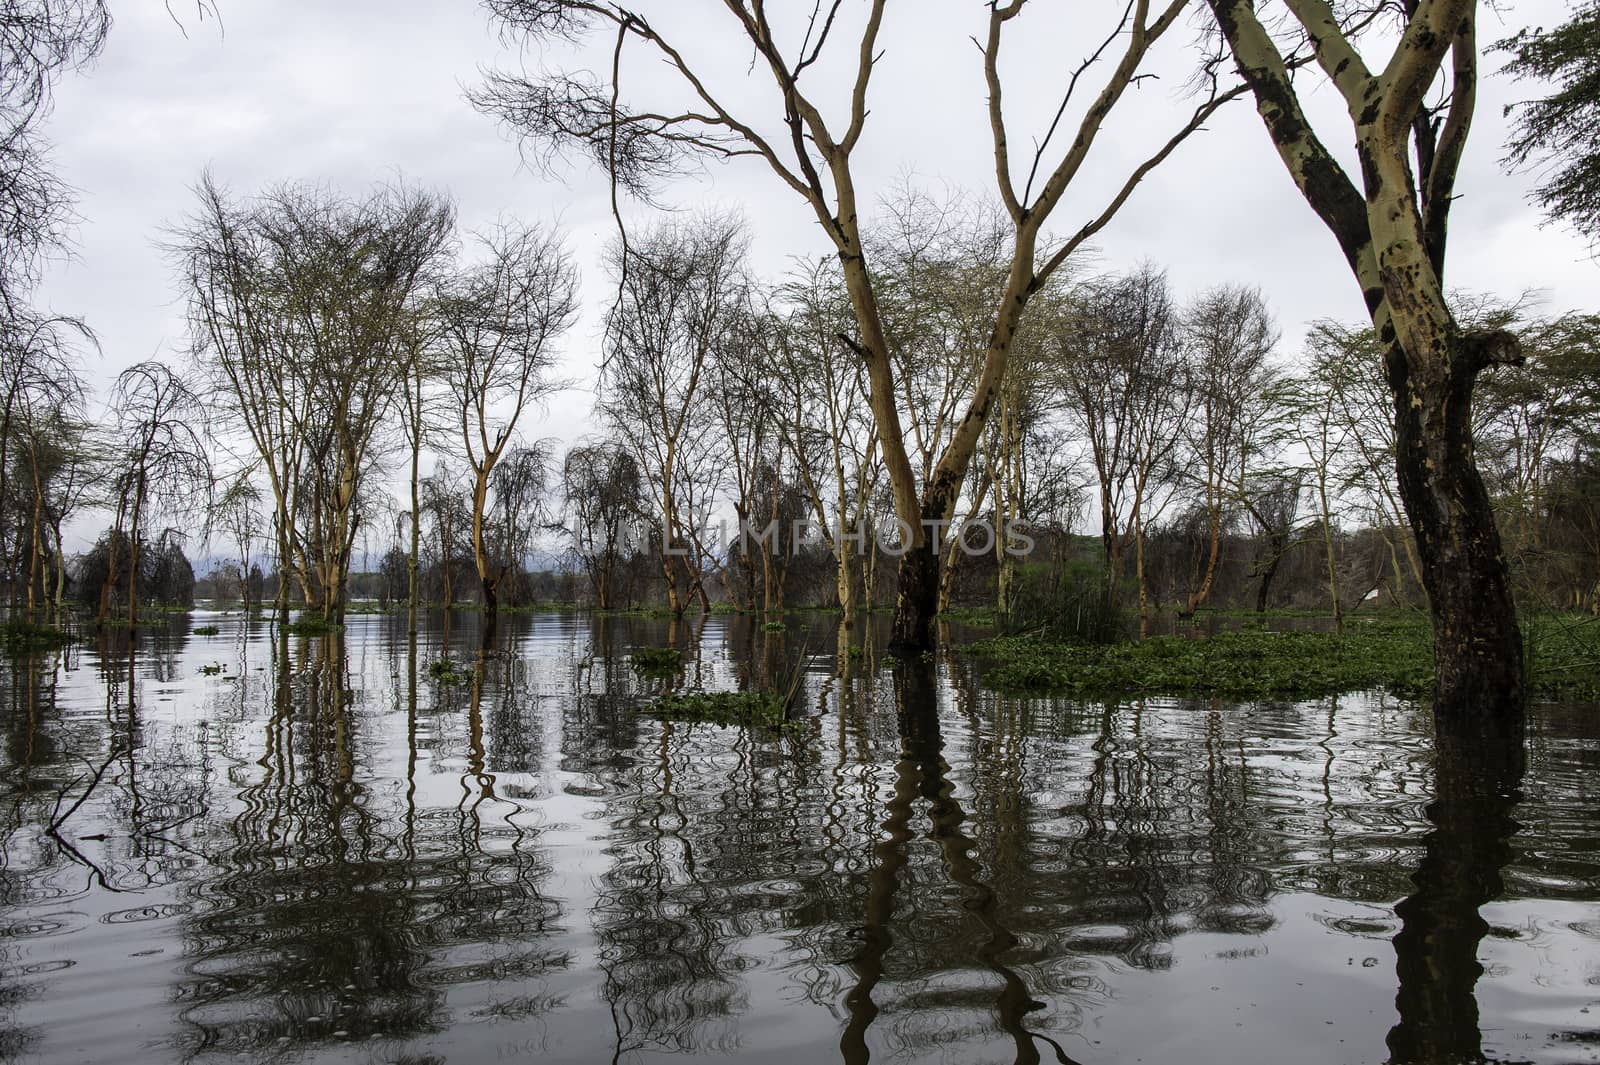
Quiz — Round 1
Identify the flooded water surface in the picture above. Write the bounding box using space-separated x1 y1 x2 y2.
1 612 1596 1064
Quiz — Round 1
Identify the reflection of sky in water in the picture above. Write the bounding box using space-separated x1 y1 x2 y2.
0 610 1594 1064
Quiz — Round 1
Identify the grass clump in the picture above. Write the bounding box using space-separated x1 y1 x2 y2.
192 624 220 636
967 618 1435 699
0 620 73 652
643 689 796 730
631 646 683 674
761 620 787 632
427 658 469 685
285 616 342 636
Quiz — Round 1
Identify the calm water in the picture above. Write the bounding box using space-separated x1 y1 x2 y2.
0 611 1596 1065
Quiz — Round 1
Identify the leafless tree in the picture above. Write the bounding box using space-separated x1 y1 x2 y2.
436 222 576 617
476 0 1246 650
599 213 746 615
1176 284 1279 614
103 360 210 628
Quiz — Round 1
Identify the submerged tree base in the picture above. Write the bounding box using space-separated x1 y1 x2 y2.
967 616 1600 701
643 690 797 730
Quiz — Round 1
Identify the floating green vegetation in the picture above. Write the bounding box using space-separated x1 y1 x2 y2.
428 658 469 685
1525 615 1600 700
199 662 225 676
643 690 796 730
967 620 1435 699
630 646 683 674
966 614 1600 701
192 624 220 636
0 621 73 652
761 620 787 632
844 644 868 662
284 616 342 636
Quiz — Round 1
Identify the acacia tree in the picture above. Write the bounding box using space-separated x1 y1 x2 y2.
104 361 210 627
1499 0 1600 247
436 222 577 618
1202 0 1529 720
563 439 644 610
1052 266 1188 628
477 0 1244 650
764 259 881 628
599 215 744 615
0 309 83 602
0 0 109 319
178 176 455 624
1177 285 1279 614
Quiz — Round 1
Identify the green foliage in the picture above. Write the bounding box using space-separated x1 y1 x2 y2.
284 616 342 636
191 624 220 636
761 620 787 632
427 658 469 685
630 646 683 674
969 619 1434 698
643 689 796 730
1500 0 1600 243
0 621 73 653
969 614 1600 700
198 662 224 676
1525 614 1600 700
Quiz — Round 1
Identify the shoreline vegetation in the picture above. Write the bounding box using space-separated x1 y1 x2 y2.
965 614 1600 701
12 601 1597 705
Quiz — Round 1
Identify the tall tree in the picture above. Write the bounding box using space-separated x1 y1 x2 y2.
436 222 577 618
104 361 210 628
477 0 1244 651
1176 285 1279 615
599 214 745 615
1202 0 1530 723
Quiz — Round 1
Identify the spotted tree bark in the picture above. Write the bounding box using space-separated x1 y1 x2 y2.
1206 0 1525 723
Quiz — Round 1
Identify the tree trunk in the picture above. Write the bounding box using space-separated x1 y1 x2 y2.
889 536 940 654
409 425 421 634
1255 532 1287 614
1387 341 1525 722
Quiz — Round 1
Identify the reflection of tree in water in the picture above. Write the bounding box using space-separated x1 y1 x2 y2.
174 633 564 1060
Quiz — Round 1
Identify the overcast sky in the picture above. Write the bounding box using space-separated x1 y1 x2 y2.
34 0 1597 483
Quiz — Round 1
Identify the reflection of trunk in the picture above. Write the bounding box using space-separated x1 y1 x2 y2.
845 664 1063 1065
1386 340 1525 719
1386 720 1523 1063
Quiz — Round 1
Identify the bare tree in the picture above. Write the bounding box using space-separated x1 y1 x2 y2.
1052 266 1188 631
104 360 211 628
477 0 1245 650
1176 284 1279 614
436 222 576 618
176 175 455 625
563 438 644 610
599 214 745 615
